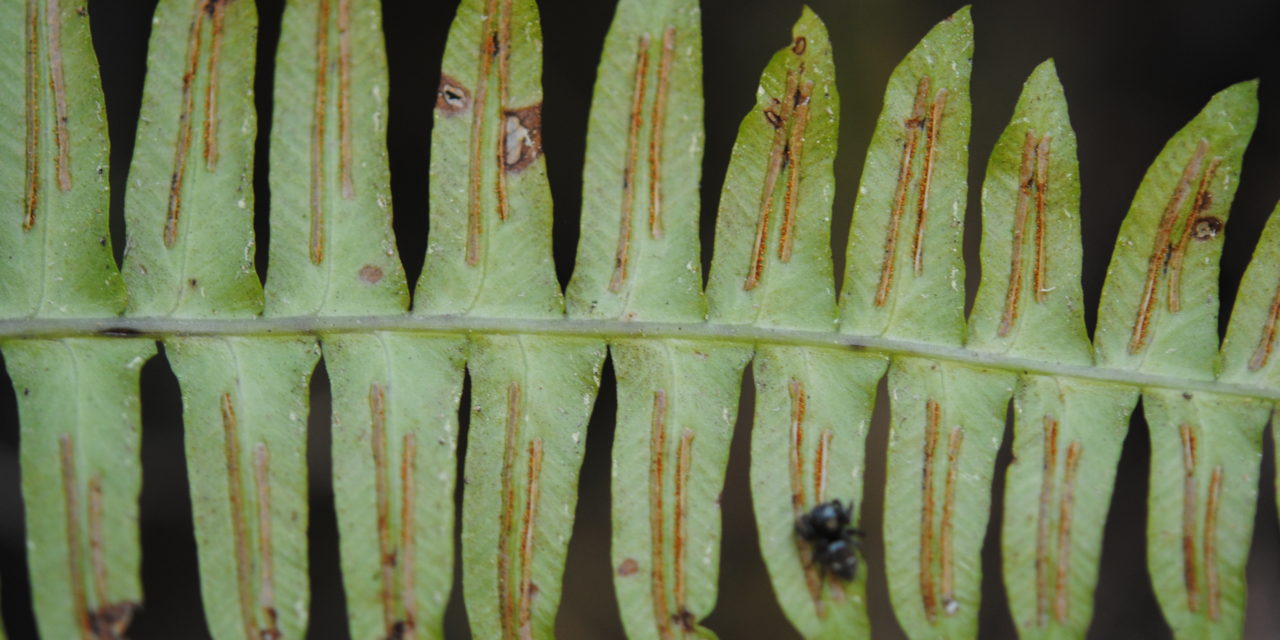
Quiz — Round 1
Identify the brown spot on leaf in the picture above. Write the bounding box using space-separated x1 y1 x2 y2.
502 104 542 172
792 36 807 55
1192 216 1223 240
88 602 137 639
617 558 639 576
436 74 470 115
359 264 384 284
674 607 697 632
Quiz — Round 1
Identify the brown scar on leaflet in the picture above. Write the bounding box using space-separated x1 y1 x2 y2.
875 76 930 306
1249 278 1280 370
59 434 92 636
253 443 281 640
309 0 332 265
911 88 947 275
89 602 138 640
787 379 826 617
360 264 384 284
1179 423 1200 612
673 430 695 633
649 26 677 238
398 432 419 637
517 439 545 640
610 33 652 294
648 391 674 640
370 383 398 635
999 131 1040 338
1035 414 1059 626
220 393 261 640
939 425 964 614
201 0 226 170
165 1 212 249
1168 156 1222 313
502 105 543 173
745 65 800 290
1203 466 1223 621
919 398 941 621
1128 139 1209 354
24 0 40 230
1054 441 1082 624
435 74 470 114
792 36 807 55
617 558 639 577
498 382 522 639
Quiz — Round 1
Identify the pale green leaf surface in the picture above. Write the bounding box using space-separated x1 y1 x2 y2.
122 0 262 318
968 60 1089 365
0 0 125 318
3 338 153 640
1142 389 1268 639
751 346 886 639
461 335 604 640
705 8 839 332
565 0 705 322
166 336 318 640
416 0 561 319
263 0 408 317
324 333 465 640
840 8 972 345
882 357 1013 639
1220 199 1280 387
1000 376 1136 638
609 340 750 640
1094 81 1258 379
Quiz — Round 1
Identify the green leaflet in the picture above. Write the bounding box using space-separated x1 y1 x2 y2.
416 0 561 319
882 358 1013 639
705 8 839 332
1094 81 1258 379
840 7 972 345
461 335 604 640
751 346 884 639
121 0 262 318
166 336 319 640
565 0 705 322
0 2 154 638
263 0 408 317
324 333 464 640
1142 390 1268 638
3 338 154 640
0 0 124 318
968 61 1139 637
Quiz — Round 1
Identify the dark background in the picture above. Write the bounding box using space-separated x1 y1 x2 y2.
2 0 1279 637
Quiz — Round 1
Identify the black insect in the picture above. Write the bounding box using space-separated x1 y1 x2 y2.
795 499 863 581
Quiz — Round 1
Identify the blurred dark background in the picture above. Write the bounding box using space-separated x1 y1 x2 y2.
2 0 1279 637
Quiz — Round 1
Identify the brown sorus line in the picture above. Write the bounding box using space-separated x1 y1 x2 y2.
1203 466 1223 621
1249 278 1280 371
59 434 92 638
649 26 677 238
919 397 941 620
253 443 281 640
465 0 499 266
1033 134 1053 302
498 382 522 639
47 0 72 192
370 383 398 634
1054 441 1082 624
911 88 947 275
875 76 930 306
201 0 225 170
309 0 332 265
1179 423 1200 612
87 475 112 636
999 131 1040 338
787 379 826 617
517 439 545 640
220 393 261 640
814 429 832 506
337 0 354 199
778 80 814 263
164 1 211 249
744 65 800 290
609 33 652 293
939 425 964 612
24 0 40 230
1168 156 1222 313
1129 139 1209 355
399 432 419 638
673 429 695 630
1035 414 1059 626
493 0 513 222
648 391 674 640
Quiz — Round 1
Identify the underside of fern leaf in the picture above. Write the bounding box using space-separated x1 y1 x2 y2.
0 1 1277 639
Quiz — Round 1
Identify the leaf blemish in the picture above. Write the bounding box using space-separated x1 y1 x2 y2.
617 558 639 577
436 74 470 115
502 105 542 173
360 264 385 284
